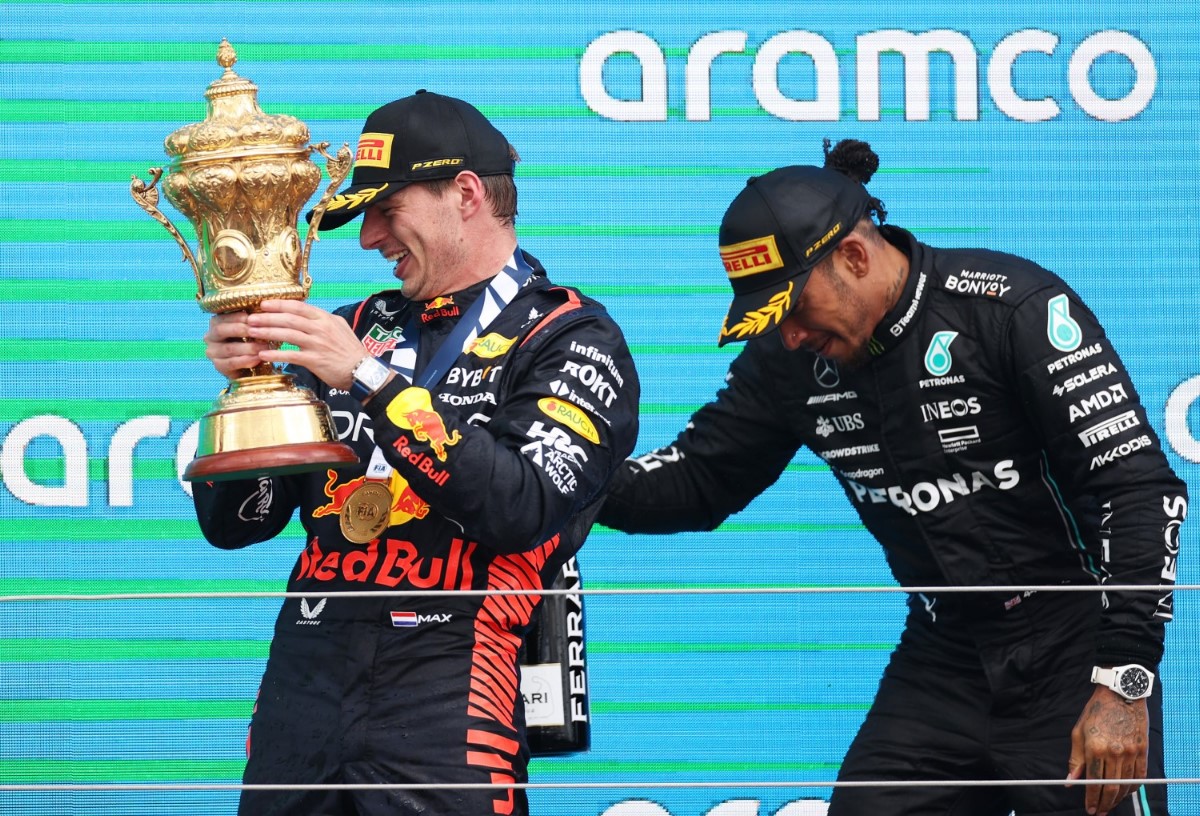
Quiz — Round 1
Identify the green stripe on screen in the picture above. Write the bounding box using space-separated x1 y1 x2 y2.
0 159 988 183
0 639 271 662
0 99 971 123
0 100 590 123
0 518 855 543
0 702 857 730
0 698 863 724
0 758 836 785
0 339 736 362
0 759 246 784
0 399 211 421
0 281 734 302
0 400 712 421
0 519 303 541
0 41 591 62
0 579 285 596
0 700 253 722
0 219 989 244
0 638 885 663
595 701 868 713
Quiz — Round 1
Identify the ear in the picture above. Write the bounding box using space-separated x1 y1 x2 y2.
836 233 871 279
453 171 487 218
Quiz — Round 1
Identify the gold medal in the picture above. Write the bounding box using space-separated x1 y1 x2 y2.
339 482 392 544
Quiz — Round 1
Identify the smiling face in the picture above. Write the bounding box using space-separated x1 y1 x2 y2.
776 228 906 368
778 259 876 367
357 180 471 301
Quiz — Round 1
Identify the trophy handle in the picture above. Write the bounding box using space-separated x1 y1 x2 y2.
299 142 353 289
131 168 204 296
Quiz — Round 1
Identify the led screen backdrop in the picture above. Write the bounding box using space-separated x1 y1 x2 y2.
1 2 1197 815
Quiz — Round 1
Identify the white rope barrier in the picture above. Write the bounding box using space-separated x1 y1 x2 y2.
4 583 1195 799
0 583 1194 603
0 778 1193 793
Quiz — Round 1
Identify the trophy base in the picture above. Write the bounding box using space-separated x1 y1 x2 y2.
183 372 359 482
184 441 359 482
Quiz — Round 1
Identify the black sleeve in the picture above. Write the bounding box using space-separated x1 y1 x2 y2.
192 474 302 550
598 339 803 534
189 362 314 549
1007 285 1188 668
363 308 640 555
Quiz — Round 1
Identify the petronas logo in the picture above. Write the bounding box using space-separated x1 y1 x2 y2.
924 331 959 377
1047 294 1082 352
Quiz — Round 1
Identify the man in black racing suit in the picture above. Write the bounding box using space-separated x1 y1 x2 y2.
597 141 1186 816
192 91 639 816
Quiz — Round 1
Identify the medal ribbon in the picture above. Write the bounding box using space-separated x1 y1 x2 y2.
364 249 536 478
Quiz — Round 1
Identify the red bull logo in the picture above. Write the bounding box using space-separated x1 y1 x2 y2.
389 472 430 526
387 388 462 462
312 470 366 518
297 535 477 590
425 296 455 310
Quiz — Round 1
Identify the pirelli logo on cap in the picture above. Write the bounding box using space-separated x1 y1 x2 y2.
719 235 785 279
355 133 394 169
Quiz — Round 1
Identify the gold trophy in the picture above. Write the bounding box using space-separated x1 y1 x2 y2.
132 39 358 481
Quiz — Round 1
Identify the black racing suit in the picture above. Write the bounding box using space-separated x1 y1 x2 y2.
598 226 1187 815
193 253 639 816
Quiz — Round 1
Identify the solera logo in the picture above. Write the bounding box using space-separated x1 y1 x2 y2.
580 28 1156 123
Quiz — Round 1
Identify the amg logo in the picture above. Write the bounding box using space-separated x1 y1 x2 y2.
1078 410 1140 448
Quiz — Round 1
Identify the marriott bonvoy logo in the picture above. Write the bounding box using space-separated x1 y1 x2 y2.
580 28 1156 123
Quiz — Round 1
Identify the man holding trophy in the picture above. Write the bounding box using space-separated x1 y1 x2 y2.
186 85 640 815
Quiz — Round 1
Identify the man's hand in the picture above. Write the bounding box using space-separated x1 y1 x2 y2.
1066 685 1148 816
203 311 272 380
245 299 367 390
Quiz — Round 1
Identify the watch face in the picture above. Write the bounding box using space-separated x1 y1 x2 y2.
1119 668 1150 698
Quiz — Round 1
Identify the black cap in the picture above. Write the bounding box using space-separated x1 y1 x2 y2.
716 165 872 346
309 90 514 231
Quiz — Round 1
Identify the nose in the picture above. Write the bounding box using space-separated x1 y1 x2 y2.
358 206 384 250
778 312 809 351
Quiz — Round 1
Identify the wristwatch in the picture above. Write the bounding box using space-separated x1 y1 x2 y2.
350 355 392 401
1091 664 1155 702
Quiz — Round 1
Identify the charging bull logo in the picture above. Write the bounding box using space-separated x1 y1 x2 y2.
311 469 431 526
312 470 367 518
386 387 462 462
388 471 431 526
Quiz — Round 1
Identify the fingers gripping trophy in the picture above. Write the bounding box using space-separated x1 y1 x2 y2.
131 39 358 481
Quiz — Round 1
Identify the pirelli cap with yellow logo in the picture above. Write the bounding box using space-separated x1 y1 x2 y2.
716 164 873 346
309 90 515 231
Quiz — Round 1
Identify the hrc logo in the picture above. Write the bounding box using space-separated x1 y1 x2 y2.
355 132 394 168
719 235 784 278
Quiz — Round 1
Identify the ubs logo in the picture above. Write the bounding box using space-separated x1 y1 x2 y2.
816 413 865 437
814 357 840 389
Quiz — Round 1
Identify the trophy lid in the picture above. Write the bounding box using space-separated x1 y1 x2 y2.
164 39 310 164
